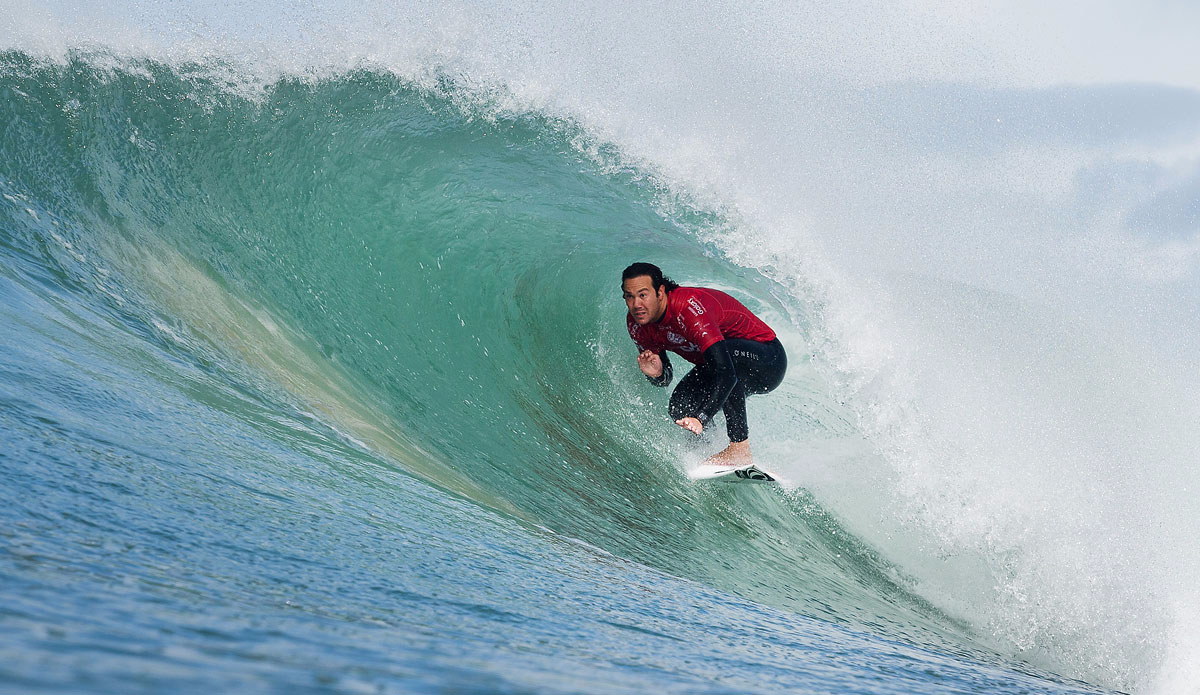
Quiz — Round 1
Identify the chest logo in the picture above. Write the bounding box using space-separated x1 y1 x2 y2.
666 332 699 352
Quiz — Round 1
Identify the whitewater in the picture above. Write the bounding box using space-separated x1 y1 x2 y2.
3 1 1200 693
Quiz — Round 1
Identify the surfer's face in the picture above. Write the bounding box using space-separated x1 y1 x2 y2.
622 275 667 325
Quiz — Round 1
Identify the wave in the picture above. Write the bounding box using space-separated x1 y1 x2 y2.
4 9 1200 689
0 49 944 633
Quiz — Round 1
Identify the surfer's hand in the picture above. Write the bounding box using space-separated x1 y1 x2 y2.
676 417 703 434
637 350 663 378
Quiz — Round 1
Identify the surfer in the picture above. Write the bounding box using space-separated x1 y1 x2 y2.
621 262 787 467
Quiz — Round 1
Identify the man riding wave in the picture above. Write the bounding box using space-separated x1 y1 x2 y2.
621 262 787 466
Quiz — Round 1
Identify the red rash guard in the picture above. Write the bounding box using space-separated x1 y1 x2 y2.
626 287 776 365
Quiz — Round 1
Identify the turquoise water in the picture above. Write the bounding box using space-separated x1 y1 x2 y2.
0 27 1195 695
0 52 1119 695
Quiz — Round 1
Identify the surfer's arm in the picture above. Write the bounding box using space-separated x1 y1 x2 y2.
646 351 673 387
637 349 673 387
693 340 737 426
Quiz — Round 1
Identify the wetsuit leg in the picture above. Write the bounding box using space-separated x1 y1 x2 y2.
668 364 711 425
669 338 787 442
722 381 751 442
720 338 786 442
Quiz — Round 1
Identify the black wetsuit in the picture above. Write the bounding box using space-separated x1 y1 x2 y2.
628 286 787 442
653 338 787 442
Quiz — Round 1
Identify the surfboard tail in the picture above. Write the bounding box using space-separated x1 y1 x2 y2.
687 464 779 483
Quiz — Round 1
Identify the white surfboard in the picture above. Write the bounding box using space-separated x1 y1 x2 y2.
688 463 780 484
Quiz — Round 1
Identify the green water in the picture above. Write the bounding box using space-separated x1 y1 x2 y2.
0 52 1117 694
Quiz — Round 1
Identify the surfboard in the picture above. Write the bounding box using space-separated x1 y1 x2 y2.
687 463 779 484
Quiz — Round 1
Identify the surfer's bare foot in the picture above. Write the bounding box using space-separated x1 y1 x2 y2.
705 440 751 467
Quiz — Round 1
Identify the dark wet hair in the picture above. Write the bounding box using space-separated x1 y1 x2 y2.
621 262 679 293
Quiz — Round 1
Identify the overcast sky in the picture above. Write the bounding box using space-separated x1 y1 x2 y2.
5 0 1200 89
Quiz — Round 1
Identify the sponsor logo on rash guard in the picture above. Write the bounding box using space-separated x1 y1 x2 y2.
666 331 699 352
687 297 705 316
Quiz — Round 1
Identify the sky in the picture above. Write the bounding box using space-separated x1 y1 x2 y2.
5 0 1200 89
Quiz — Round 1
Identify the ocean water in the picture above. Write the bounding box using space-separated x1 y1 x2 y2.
3 3 1200 694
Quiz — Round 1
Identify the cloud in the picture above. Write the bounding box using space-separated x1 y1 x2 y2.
1125 170 1200 238
862 81 1200 154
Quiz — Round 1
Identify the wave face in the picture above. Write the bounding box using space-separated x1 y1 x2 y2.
3 4 1200 694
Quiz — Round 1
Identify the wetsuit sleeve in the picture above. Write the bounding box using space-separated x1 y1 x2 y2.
647 352 673 388
694 340 738 426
